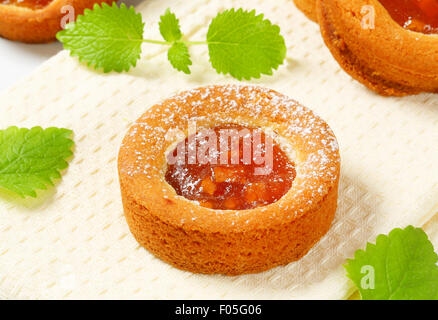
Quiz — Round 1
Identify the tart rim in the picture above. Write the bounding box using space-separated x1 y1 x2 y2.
118 85 341 234
293 0 318 22
1 0 58 14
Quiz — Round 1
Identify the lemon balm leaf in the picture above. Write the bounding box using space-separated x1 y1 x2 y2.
57 5 287 79
345 226 438 300
56 2 144 73
207 8 286 80
0 127 74 198
159 8 183 42
160 9 192 74
168 42 192 74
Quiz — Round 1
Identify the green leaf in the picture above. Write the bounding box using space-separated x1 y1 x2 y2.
168 42 192 74
159 8 183 42
56 4 287 79
345 226 438 300
56 2 144 73
207 8 286 80
0 127 74 198
159 8 191 74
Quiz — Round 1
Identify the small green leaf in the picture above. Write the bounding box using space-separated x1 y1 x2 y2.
345 226 438 300
207 8 286 80
159 8 183 42
56 2 144 73
0 127 74 198
168 42 192 74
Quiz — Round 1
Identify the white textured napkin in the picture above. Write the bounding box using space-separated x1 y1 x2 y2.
0 0 437 299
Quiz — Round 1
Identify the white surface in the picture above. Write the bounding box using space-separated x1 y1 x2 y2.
0 0 437 300
0 39 61 92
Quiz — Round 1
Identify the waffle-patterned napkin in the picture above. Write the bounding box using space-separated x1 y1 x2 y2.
0 0 437 299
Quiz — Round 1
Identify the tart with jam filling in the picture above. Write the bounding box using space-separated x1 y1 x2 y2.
295 0 438 96
0 0 111 43
118 85 340 275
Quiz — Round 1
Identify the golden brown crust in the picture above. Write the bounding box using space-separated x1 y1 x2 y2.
316 0 438 96
0 0 112 43
118 85 341 275
293 0 318 22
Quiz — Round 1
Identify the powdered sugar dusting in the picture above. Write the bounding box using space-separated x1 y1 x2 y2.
119 85 340 216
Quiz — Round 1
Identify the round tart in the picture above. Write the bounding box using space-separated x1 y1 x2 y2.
315 0 438 96
118 85 341 275
0 0 111 43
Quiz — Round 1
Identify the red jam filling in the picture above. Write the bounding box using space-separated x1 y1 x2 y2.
379 0 438 34
165 125 296 210
1 0 52 10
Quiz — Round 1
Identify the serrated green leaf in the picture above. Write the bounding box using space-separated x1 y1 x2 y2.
159 8 183 42
0 127 74 198
345 226 438 300
207 8 286 80
56 2 144 73
167 42 192 74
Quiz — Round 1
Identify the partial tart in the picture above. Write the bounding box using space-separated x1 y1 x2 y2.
298 0 438 96
0 0 111 43
118 85 341 275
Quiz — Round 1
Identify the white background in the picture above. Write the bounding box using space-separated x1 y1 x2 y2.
0 39 61 92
